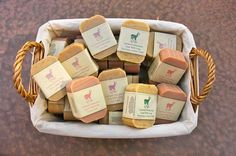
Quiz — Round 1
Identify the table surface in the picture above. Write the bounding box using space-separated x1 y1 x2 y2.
0 0 235 155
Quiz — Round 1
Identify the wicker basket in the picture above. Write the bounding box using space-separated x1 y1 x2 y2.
12 19 215 138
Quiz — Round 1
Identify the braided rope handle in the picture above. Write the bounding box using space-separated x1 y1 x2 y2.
13 41 44 105
189 48 216 105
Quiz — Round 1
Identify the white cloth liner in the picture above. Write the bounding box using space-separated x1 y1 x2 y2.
30 18 198 138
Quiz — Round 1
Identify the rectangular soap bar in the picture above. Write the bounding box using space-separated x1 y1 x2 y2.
48 98 65 114
74 38 86 46
31 56 72 101
99 111 123 125
98 68 128 111
96 59 108 70
127 75 139 84
124 62 140 74
155 83 186 124
48 38 69 56
148 48 188 84
63 97 78 121
58 43 98 79
66 76 107 123
80 15 117 59
107 54 124 69
122 83 157 128
117 20 150 63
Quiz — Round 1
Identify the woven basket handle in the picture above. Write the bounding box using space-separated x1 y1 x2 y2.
13 41 44 105
189 48 216 105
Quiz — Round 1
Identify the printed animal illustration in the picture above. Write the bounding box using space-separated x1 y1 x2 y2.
93 28 102 39
156 41 166 49
166 69 177 77
131 32 140 43
72 57 80 68
84 90 92 101
45 69 54 80
144 97 151 108
166 102 175 110
108 82 117 91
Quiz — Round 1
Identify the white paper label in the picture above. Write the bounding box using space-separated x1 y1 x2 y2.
123 91 157 120
61 49 98 78
108 112 123 125
118 27 149 56
48 40 67 56
156 96 185 121
33 61 72 98
82 22 117 56
153 32 177 57
67 84 106 118
100 77 128 105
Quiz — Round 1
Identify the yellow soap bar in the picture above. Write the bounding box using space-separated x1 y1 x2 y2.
48 98 65 114
80 15 117 59
48 38 69 56
122 83 157 128
117 20 150 63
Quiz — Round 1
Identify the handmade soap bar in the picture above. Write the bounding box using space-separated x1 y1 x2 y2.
58 43 98 79
156 83 186 124
148 48 188 84
48 98 65 114
31 56 72 101
122 84 157 128
107 54 124 69
117 20 150 63
124 62 140 74
96 59 108 71
146 32 155 58
66 76 107 123
80 15 117 59
98 68 128 111
48 38 69 56
63 97 77 121
99 111 123 125
127 75 139 84
74 38 86 46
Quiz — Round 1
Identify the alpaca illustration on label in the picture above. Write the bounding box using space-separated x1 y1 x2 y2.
84 90 92 102
108 82 117 92
72 57 80 68
144 96 151 108
166 69 176 77
130 32 140 43
93 28 102 40
156 41 166 49
45 69 54 81
166 102 175 110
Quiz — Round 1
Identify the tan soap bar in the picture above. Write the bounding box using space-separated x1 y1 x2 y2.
148 48 188 84
66 76 107 123
127 75 139 84
98 68 128 111
122 84 157 128
117 20 150 63
124 62 140 74
155 83 187 124
58 43 98 79
99 111 123 125
63 97 78 121
48 38 69 56
48 98 65 114
31 56 72 101
80 15 117 59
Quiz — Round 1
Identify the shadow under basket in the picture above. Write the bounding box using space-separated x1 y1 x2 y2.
13 18 216 138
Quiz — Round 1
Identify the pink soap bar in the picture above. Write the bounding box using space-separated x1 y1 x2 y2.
66 76 107 123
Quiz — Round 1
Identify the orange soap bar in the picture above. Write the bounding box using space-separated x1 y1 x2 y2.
124 62 140 74
148 48 188 84
48 98 65 114
80 15 117 59
66 76 107 123
156 83 187 124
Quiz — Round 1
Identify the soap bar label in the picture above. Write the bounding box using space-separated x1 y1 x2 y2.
33 61 72 98
67 84 107 118
156 96 185 121
118 27 149 56
48 40 68 56
82 22 117 56
109 112 123 125
61 49 98 78
101 77 128 105
153 32 176 57
123 91 157 120
148 56 186 84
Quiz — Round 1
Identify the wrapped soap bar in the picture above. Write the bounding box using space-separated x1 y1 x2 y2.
58 43 98 79
63 97 77 121
155 83 187 124
48 38 69 56
31 56 72 101
48 98 65 114
98 68 128 111
124 62 140 74
117 20 150 63
122 84 157 128
127 75 139 84
107 54 124 69
80 15 117 59
74 38 86 46
66 76 107 123
148 48 188 84
99 111 123 125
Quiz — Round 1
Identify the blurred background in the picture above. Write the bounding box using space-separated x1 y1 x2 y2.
0 0 235 155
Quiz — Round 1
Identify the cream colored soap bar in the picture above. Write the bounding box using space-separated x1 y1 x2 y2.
98 68 128 111
156 83 186 124
117 20 150 63
31 56 72 101
63 97 78 121
48 98 65 114
99 111 123 125
48 38 69 56
148 48 188 84
122 84 157 128
80 15 117 59
58 43 98 79
127 75 139 84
